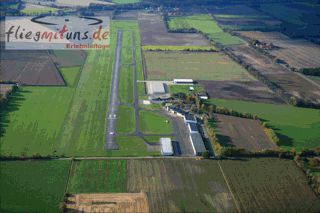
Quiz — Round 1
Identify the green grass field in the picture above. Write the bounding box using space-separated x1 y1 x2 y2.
139 110 173 134
169 85 205 95
68 160 126 193
119 31 134 104
117 106 135 134
0 160 70 212
0 68 80 157
168 14 244 46
207 98 320 150
144 51 255 81
21 5 58 15
107 136 160 156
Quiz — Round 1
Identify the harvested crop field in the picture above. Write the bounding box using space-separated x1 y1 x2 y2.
144 51 255 81
127 159 236 213
198 80 284 104
51 50 87 67
228 44 320 106
66 192 149 213
237 31 320 70
138 13 209 46
126 158 320 212
219 158 320 212
0 50 65 86
213 114 278 152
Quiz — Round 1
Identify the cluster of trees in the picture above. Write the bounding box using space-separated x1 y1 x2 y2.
203 116 223 156
0 153 66 160
301 67 320 77
262 122 280 145
295 154 320 196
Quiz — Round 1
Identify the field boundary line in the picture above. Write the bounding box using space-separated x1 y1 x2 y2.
64 159 74 194
218 160 241 213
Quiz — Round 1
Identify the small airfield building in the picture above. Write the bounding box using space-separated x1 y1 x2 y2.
160 138 174 156
187 122 198 134
184 114 197 124
189 133 206 156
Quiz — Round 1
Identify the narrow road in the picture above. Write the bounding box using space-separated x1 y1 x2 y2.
105 30 123 150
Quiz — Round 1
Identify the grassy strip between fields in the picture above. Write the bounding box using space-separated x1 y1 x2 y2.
116 105 135 134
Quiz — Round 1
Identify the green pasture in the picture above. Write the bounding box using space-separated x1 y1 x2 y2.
207 98 320 150
139 110 173 134
0 160 70 212
168 14 244 46
68 160 127 193
0 85 76 157
169 85 205 95
144 51 255 81
106 136 160 157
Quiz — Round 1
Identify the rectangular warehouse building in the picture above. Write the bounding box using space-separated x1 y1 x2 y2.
189 133 206 156
173 79 194 84
160 138 174 156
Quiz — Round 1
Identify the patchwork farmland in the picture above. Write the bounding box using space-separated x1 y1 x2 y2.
209 5 282 31
1 1 320 212
227 44 320 106
144 51 283 103
208 99 320 150
237 31 320 70
1 160 319 212
138 13 210 46
167 14 244 46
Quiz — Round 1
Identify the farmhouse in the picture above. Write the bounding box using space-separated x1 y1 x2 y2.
189 133 206 156
160 138 174 156
187 122 198 133
184 114 197 124
173 79 194 84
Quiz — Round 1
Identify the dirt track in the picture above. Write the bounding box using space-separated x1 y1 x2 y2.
66 192 149 213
